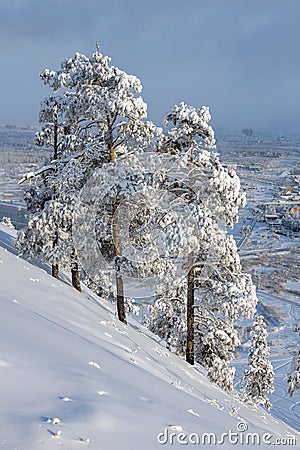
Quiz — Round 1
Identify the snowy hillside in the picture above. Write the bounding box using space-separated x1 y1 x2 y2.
0 223 299 449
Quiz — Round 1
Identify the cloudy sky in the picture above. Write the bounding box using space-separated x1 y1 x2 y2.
0 0 299 134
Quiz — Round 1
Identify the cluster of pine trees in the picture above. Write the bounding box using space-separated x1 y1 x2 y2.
17 45 278 406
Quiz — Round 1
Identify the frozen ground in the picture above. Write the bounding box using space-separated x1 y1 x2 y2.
0 222 299 449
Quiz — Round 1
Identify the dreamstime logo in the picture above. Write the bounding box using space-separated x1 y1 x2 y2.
72 151 219 298
157 422 297 446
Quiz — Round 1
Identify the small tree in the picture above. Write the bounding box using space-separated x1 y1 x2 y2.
194 308 240 392
287 351 300 397
240 315 274 409
17 95 84 290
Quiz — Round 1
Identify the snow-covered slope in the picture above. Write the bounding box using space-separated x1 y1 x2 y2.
0 223 299 449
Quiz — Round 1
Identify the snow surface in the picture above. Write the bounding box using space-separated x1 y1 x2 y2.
0 223 299 449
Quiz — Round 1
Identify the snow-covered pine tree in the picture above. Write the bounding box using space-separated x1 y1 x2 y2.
150 102 257 382
17 90 84 290
287 351 300 397
195 309 240 392
240 315 274 409
38 48 161 322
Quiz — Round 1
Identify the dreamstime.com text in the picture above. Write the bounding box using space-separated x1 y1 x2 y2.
157 422 297 446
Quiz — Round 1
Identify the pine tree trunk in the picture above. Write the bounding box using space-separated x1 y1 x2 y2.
113 200 127 324
186 253 195 365
108 123 127 325
186 144 195 365
70 248 81 292
52 263 59 279
51 105 59 281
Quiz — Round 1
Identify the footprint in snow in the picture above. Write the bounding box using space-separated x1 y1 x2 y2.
47 429 62 439
130 357 137 364
187 408 201 417
77 437 91 444
41 416 61 424
58 396 73 402
88 361 101 369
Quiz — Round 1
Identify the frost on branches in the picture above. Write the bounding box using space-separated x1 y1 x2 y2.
149 102 257 390
18 49 161 322
240 315 274 409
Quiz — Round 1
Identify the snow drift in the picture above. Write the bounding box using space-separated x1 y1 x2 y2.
0 223 299 449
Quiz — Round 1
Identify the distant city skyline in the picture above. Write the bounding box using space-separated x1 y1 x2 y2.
1 0 300 134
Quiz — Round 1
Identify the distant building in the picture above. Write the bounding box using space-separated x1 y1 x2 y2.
2 193 13 202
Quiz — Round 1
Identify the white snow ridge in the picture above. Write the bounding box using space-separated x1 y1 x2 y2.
0 223 299 449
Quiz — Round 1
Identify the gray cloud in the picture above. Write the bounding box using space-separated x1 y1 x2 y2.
0 0 300 133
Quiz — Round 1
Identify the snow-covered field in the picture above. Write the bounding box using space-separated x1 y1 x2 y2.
0 223 299 449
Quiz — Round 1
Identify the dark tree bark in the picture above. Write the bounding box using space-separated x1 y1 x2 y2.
113 200 127 324
186 252 195 365
109 118 127 324
51 104 60 280
52 263 59 279
71 248 81 292
186 145 195 365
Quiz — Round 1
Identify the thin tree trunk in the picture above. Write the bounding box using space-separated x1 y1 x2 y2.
186 252 195 365
113 199 127 324
108 119 127 324
186 142 195 365
52 263 59 279
51 232 59 280
53 104 59 160
71 248 81 292
51 104 59 280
